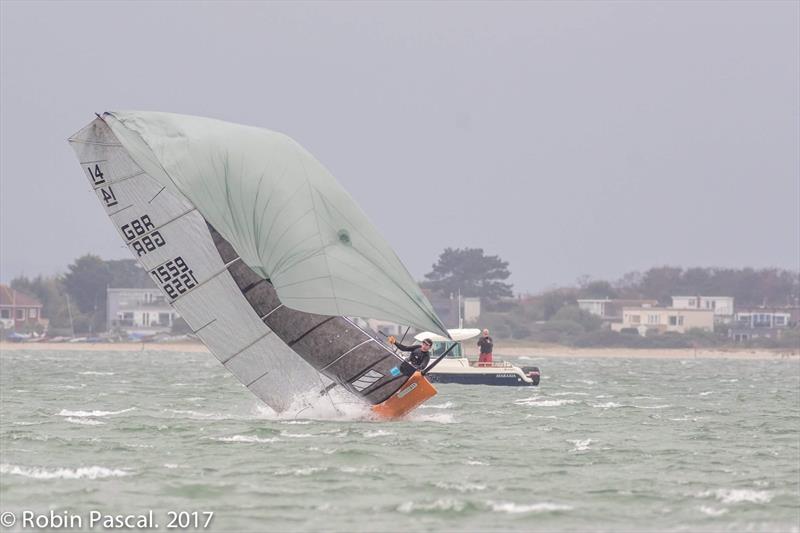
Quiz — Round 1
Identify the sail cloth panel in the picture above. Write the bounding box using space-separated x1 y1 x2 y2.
67 118 325 412
103 111 449 338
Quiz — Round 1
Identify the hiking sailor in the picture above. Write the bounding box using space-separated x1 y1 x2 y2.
388 336 433 372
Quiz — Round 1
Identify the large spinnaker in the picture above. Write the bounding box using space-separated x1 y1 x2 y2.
67 114 443 413
102 111 449 338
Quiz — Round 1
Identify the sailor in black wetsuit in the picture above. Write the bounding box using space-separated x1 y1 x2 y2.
387 336 432 372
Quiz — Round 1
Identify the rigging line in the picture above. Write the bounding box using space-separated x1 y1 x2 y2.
342 316 404 362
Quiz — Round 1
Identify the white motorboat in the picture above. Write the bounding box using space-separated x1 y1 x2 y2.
413 329 540 386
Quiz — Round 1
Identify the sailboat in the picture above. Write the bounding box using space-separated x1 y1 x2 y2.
68 111 450 418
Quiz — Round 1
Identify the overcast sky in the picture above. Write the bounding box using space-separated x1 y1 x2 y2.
1 1 797 293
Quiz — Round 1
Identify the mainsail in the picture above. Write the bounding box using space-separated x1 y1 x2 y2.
67 113 446 414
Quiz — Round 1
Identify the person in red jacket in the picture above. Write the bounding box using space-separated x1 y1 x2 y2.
477 329 493 366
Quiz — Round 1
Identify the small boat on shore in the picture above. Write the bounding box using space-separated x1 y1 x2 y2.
412 329 540 386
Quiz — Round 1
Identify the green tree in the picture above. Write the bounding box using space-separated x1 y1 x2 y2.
424 247 513 300
107 259 154 288
62 254 112 332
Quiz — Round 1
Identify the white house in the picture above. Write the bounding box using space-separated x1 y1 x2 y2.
107 288 179 334
672 296 734 322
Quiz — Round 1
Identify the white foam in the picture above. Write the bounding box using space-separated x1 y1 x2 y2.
275 466 327 476
79 371 114 376
279 431 315 438
213 435 279 444
699 391 715 396
568 439 592 451
58 408 134 418
405 412 456 424
705 489 773 504
163 463 180 469
434 481 487 493
0 463 129 480
281 420 312 425
515 398 578 407
397 499 466 513
592 402 622 408
633 404 672 410
699 506 728 516
419 401 455 409
488 501 573 514
363 429 395 438
552 392 589 396
65 417 105 426
464 460 488 466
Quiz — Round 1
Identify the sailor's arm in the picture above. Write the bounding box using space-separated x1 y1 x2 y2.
387 336 414 352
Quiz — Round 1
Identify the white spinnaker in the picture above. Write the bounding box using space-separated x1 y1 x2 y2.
68 117 325 412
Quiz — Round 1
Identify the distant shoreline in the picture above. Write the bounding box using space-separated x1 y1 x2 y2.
1 341 796 361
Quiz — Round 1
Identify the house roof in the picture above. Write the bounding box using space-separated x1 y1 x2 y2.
0 284 42 307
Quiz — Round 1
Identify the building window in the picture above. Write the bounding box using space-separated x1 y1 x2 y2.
774 316 786 326
0 309 9 319
29 308 38 319
629 314 641 324
15 309 24 319
648 314 659 325
678 316 684 326
688 299 696 307
669 316 677 326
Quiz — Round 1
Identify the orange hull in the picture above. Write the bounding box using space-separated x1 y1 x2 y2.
372 372 437 419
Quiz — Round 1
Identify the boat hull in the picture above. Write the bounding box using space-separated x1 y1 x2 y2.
428 371 538 386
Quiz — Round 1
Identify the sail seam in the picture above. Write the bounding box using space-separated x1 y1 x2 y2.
319 339 372 372
168 257 242 304
288 317 336 347
109 204 134 216
80 159 107 164
126 207 197 242
93 170 146 190
221 330 272 365
192 318 217 334
69 139 123 146
245 369 270 388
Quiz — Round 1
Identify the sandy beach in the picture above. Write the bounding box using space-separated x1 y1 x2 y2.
1 341 796 360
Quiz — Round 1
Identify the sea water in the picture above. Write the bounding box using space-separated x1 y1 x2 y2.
1 349 798 532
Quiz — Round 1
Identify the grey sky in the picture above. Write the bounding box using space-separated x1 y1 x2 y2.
1 1 798 293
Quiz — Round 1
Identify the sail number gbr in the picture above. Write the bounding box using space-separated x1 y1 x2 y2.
150 256 198 301
121 215 166 257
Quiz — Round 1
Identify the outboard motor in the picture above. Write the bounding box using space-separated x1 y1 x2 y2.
521 366 541 386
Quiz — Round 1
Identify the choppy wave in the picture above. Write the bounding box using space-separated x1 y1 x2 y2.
58 408 134 418
397 499 467 513
1 463 129 480
363 429 395 438
213 435 279 444
65 417 105 426
434 481 487 493
567 439 592 451
699 505 728 516
699 488 773 504
78 371 114 376
487 501 573 514
515 397 578 407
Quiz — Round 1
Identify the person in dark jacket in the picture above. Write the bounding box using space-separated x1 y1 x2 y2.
387 336 432 371
477 329 493 365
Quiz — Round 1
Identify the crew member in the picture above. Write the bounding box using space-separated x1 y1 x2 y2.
387 336 432 372
477 328 493 365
